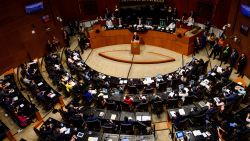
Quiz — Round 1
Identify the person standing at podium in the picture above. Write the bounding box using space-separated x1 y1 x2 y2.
132 32 140 42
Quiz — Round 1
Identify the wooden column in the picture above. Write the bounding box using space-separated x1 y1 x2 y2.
59 95 65 107
6 131 16 141
35 111 43 122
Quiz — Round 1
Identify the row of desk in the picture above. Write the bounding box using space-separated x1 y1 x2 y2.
89 24 201 55
36 117 154 141
73 108 151 123
167 101 208 120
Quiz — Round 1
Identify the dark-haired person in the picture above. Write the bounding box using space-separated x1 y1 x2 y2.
194 37 201 56
123 95 133 106
132 32 140 42
236 54 247 78
220 44 231 65
229 48 239 68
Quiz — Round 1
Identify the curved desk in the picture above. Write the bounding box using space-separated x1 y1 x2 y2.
89 24 200 55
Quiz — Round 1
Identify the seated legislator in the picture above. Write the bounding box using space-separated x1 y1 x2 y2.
184 12 194 27
166 22 176 33
106 19 114 29
132 32 140 42
123 95 134 106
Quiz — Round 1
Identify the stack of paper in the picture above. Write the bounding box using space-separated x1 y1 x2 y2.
170 111 176 117
88 137 98 141
142 116 151 121
179 109 185 115
103 95 108 99
38 82 43 86
99 112 104 117
192 130 202 136
136 116 142 121
111 114 116 120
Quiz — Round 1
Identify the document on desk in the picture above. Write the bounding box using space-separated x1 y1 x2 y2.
179 109 185 115
65 128 70 134
60 127 67 133
37 82 43 86
88 137 98 141
202 132 207 137
142 116 151 121
111 114 116 120
170 111 176 117
103 95 108 99
193 130 202 136
136 116 142 121
99 112 104 117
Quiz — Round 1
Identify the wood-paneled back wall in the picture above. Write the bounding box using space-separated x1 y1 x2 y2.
2 0 250 79
0 0 63 74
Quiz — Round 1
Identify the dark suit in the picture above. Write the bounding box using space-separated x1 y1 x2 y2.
229 50 239 68
237 56 247 77
194 38 201 55
209 43 219 59
221 46 232 65
132 35 139 41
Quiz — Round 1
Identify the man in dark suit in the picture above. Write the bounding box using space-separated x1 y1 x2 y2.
236 54 247 78
229 48 239 68
194 37 201 56
132 32 140 41
209 39 219 59
220 44 231 65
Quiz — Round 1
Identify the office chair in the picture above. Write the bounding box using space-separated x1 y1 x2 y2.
182 96 194 106
174 118 190 131
120 123 134 134
144 87 154 94
128 85 138 94
189 113 206 127
232 96 243 111
166 98 179 109
106 101 118 110
86 120 101 131
120 101 131 111
157 82 167 92
152 100 163 117
102 125 116 133
136 102 149 112
135 121 151 135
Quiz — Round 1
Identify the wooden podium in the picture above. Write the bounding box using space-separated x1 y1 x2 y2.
131 41 140 55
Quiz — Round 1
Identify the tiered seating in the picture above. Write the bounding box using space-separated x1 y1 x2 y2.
44 53 78 97
20 60 60 110
0 74 36 127
167 65 249 140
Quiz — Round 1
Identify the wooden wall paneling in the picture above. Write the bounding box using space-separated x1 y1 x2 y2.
0 0 63 74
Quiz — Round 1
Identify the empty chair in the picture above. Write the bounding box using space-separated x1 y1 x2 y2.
144 87 154 94
152 100 164 117
120 101 131 111
102 125 116 133
182 96 194 105
106 101 118 110
174 118 190 131
128 85 138 94
135 121 151 135
120 123 134 134
86 120 101 131
166 98 179 109
157 82 167 92
135 101 149 112
189 113 206 127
